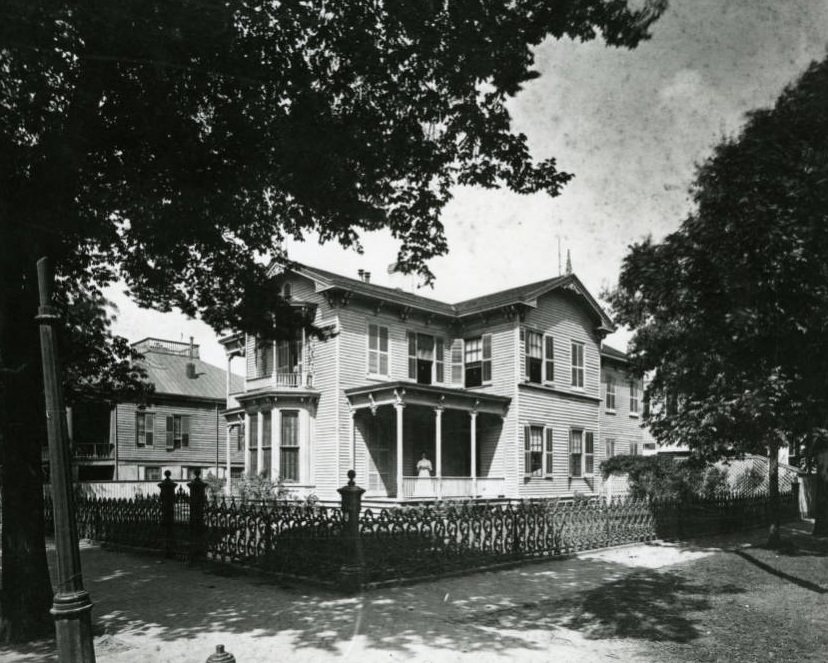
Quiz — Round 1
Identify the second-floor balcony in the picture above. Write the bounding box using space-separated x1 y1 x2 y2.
74 443 114 461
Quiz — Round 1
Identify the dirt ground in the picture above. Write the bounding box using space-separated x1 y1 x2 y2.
1 521 826 663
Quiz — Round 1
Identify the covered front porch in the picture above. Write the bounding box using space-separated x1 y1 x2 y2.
345 382 511 501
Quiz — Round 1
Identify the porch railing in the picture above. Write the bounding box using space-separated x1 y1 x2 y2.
401 476 506 499
74 443 114 460
248 372 314 388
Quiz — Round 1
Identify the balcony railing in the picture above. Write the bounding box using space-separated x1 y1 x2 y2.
400 476 506 500
248 372 314 389
74 443 114 461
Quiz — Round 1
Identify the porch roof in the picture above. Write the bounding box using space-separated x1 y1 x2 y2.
345 381 511 417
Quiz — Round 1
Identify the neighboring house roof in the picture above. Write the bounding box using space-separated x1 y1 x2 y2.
277 262 615 333
135 341 243 402
600 344 629 364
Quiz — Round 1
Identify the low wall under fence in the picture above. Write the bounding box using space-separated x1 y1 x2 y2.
44 471 801 592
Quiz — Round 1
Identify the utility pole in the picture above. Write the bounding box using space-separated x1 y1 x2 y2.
36 257 96 662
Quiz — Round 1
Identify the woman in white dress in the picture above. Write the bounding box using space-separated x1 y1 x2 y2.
414 451 433 498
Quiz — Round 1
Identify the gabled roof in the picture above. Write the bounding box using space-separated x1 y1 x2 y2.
139 352 243 401
276 262 615 332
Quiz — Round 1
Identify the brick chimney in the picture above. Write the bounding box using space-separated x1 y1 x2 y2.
186 336 196 378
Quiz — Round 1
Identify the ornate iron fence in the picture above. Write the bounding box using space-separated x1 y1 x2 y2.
42 475 800 591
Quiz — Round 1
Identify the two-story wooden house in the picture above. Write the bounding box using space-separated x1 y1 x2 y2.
220 264 646 502
71 338 245 484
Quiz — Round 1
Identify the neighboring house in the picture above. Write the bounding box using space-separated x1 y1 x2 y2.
220 264 647 503
70 338 245 483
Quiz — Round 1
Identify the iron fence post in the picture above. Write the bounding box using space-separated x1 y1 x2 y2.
337 470 365 593
188 471 207 562
792 478 800 521
159 471 177 558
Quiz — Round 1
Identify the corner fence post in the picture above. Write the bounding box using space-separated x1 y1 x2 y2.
188 471 207 562
337 470 365 593
159 471 178 557
792 477 800 521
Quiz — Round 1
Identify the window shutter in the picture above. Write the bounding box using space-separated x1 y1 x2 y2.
544 336 554 382
146 414 154 446
165 416 174 450
450 339 463 385
435 337 445 382
407 332 417 379
585 432 594 475
544 428 554 475
523 425 531 477
482 334 492 382
135 413 144 447
182 415 190 447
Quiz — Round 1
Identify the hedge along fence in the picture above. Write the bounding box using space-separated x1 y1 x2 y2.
44 472 800 592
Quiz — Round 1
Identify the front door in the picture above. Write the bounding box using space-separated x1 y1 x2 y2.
367 416 393 496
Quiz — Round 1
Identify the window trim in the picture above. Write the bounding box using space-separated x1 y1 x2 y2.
605 376 616 412
569 428 595 477
136 411 155 447
367 323 390 377
629 381 640 417
165 414 190 451
570 341 585 389
406 331 444 384
279 409 301 483
464 333 492 387
524 329 543 384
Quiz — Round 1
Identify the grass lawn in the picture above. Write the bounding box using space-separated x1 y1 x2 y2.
547 521 828 662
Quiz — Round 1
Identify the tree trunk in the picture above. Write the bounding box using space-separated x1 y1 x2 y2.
0 259 54 642
767 443 781 548
813 448 828 537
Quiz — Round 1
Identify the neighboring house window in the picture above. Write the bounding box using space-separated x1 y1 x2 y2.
230 467 244 479
545 335 555 382
464 334 492 387
407 332 442 385
630 442 640 456
606 377 616 410
186 467 204 480
569 430 594 476
165 415 190 450
524 425 543 477
629 382 640 414
136 412 154 447
280 410 300 482
571 342 585 388
235 423 244 452
143 466 162 481
368 324 389 375
606 438 616 458
525 331 543 383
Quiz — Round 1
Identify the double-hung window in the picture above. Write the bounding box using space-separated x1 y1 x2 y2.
525 331 543 383
464 334 492 387
569 429 594 476
525 426 554 477
280 410 300 482
136 412 154 447
605 377 616 411
629 381 640 414
605 438 616 458
261 412 272 478
571 342 585 388
254 337 272 377
165 415 190 450
368 324 389 376
407 332 443 384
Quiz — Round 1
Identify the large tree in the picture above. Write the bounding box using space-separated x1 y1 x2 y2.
0 0 666 641
609 56 828 542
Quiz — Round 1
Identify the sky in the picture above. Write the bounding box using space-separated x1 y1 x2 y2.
106 0 828 369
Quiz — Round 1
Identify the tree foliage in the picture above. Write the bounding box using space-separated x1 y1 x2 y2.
0 0 666 641
608 56 828 534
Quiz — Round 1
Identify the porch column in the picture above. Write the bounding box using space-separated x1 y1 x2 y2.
434 407 443 499
349 409 356 471
256 411 264 475
395 402 405 498
244 413 251 475
225 425 232 494
271 406 281 481
470 411 478 496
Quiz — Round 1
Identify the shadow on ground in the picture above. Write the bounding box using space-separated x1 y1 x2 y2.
0 536 753 662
